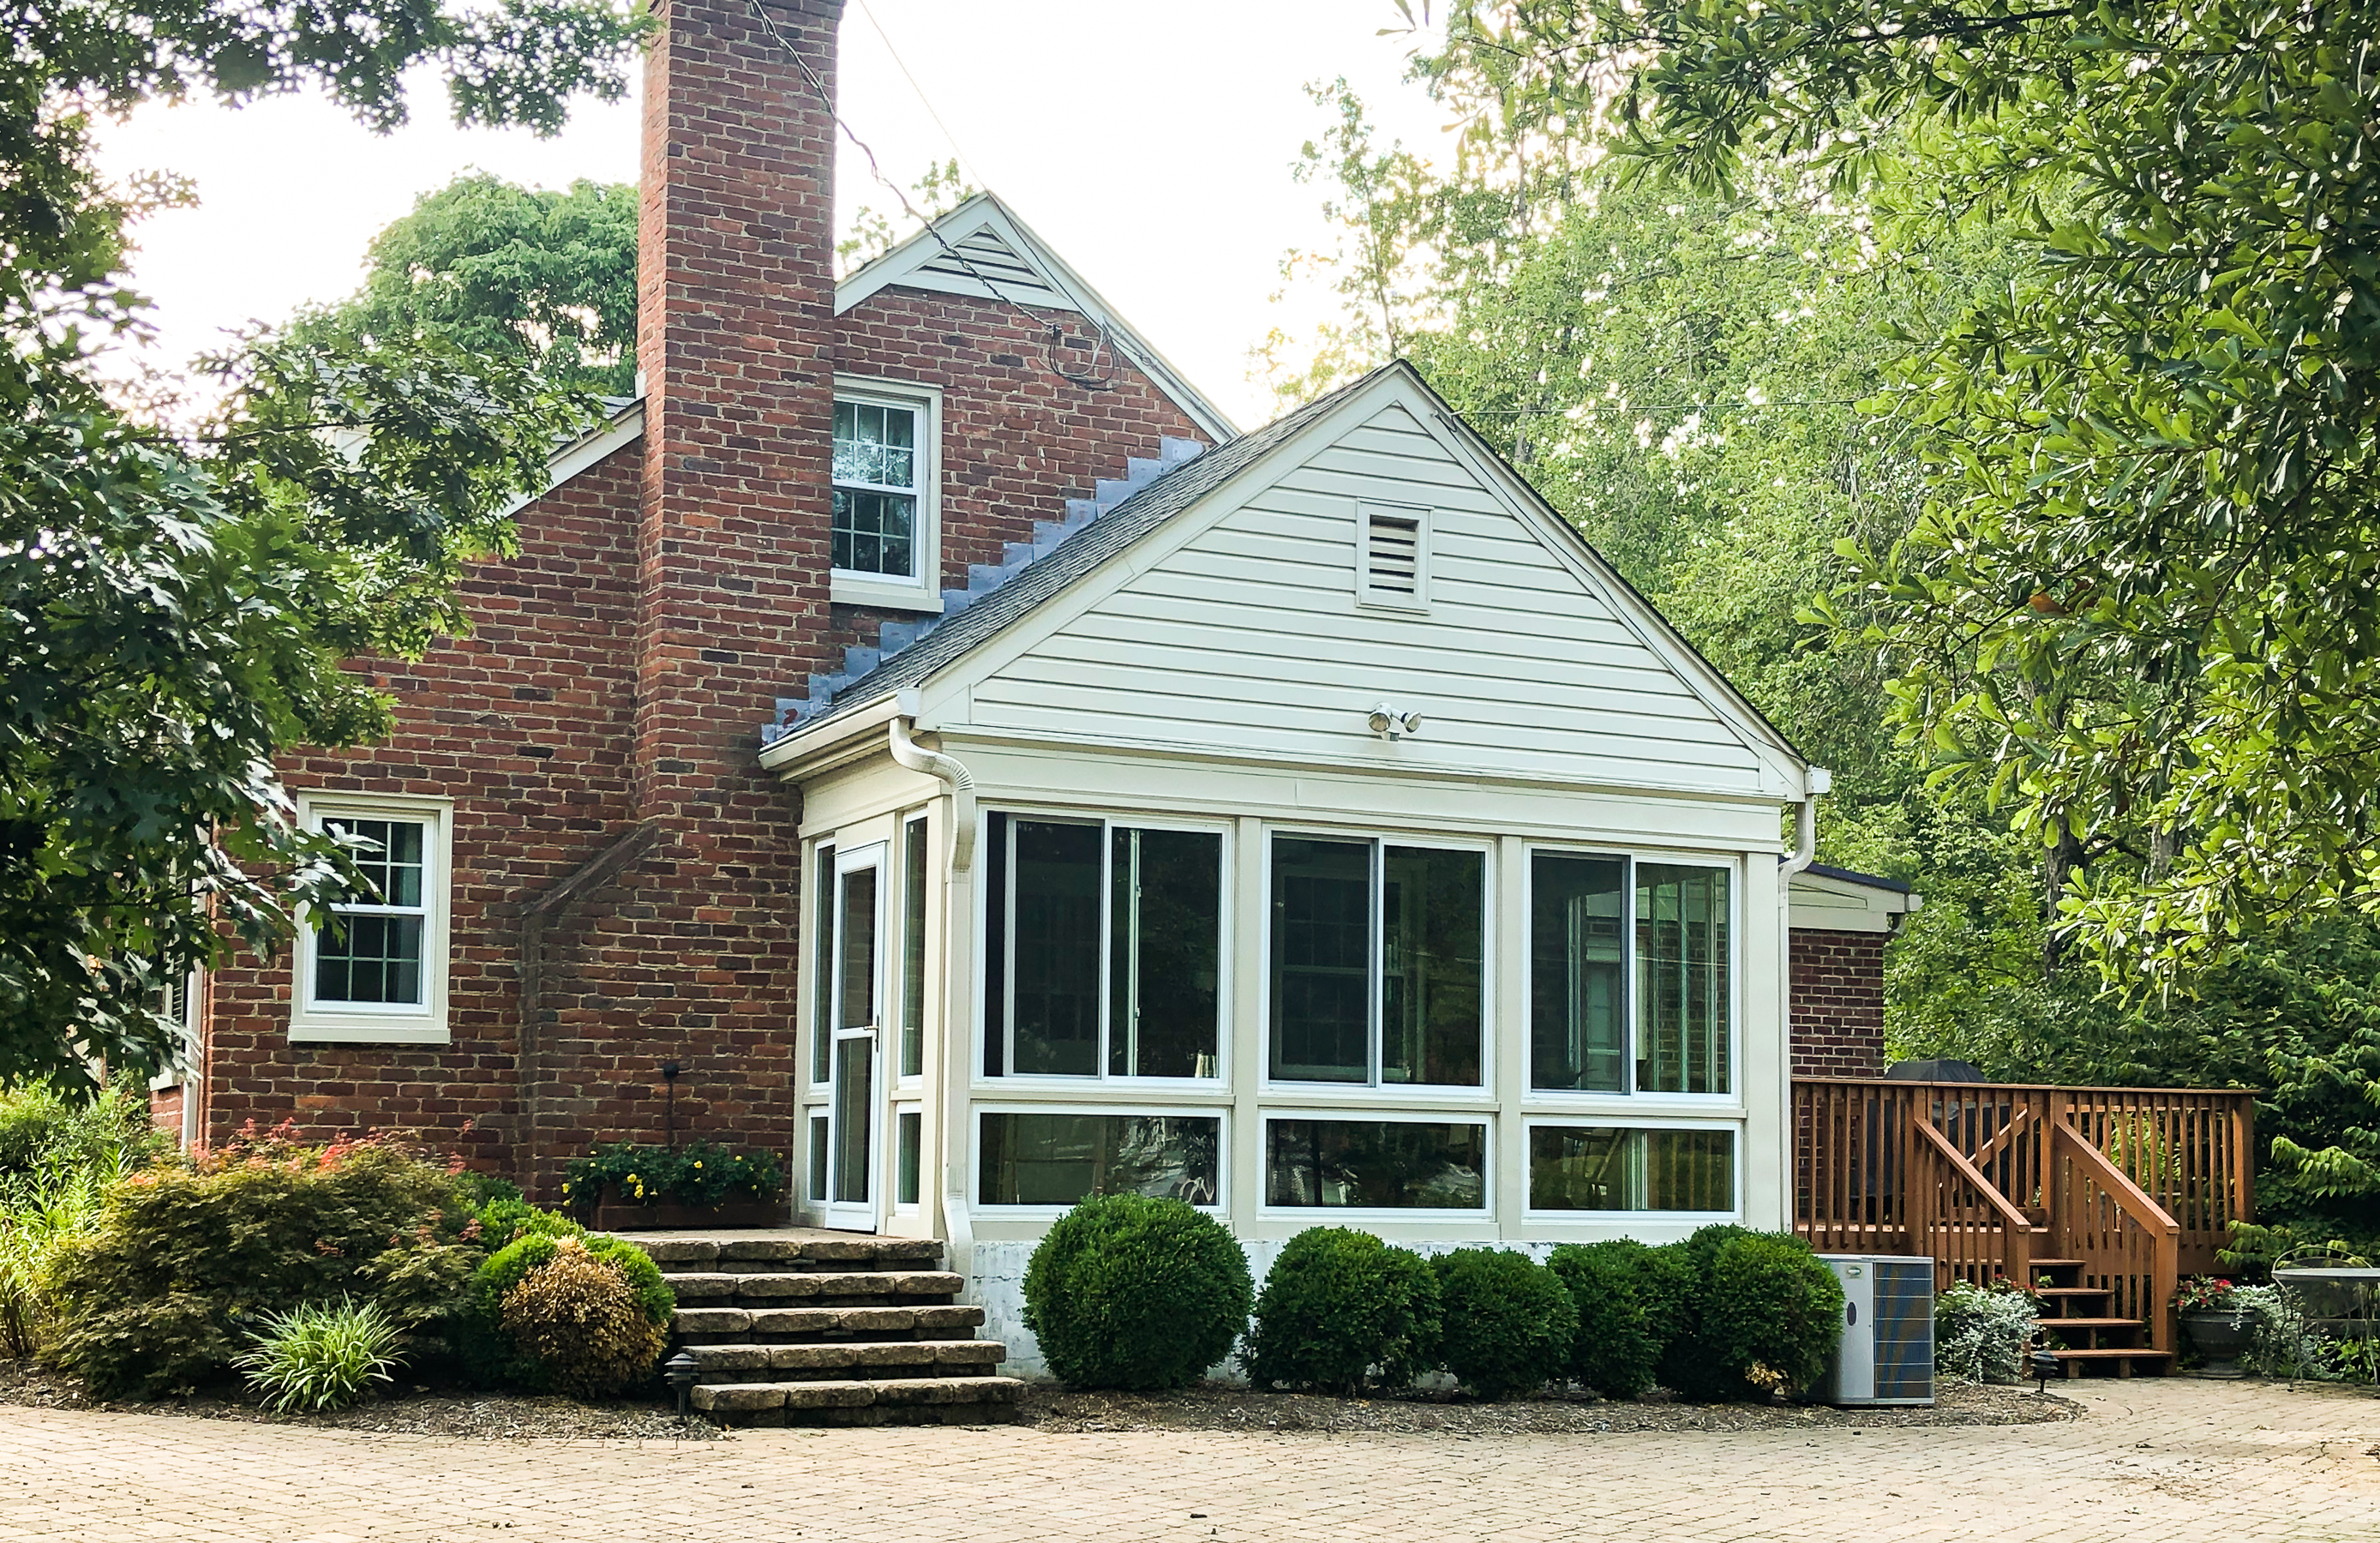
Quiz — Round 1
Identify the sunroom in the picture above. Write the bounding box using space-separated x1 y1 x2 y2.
757 363 1819 1354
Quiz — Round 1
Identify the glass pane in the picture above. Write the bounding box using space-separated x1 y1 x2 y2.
1108 827 1222 1078
314 913 426 1006
811 845 835 1083
807 1114 830 1202
832 399 918 490
838 865 878 1030
1381 847 1483 1086
902 819 928 1079
833 1036 872 1205
1264 1120 1486 1210
896 1110 922 1206
1637 864 1731 1094
1528 1126 1736 1212
978 1113 1220 1207
831 489 917 577
982 814 1007 1076
1010 821 1101 1075
338 818 425 908
1268 838 1370 1082
1531 853 1627 1090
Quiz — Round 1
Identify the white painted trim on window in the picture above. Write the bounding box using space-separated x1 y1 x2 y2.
831 375 944 609
290 792 453 1045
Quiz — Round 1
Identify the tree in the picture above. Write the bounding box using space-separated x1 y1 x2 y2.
291 173 641 396
0 0 648 1087
1451 0 2380 986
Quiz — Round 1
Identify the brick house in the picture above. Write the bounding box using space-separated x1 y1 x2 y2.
162 0 1912 1274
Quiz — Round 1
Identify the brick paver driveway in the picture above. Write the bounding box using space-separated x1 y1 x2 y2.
9 1378 2378 1541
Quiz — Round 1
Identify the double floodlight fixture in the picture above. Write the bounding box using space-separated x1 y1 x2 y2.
1367 702 1424 741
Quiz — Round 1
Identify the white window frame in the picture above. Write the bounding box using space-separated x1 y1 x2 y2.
1520 1117 1746 1222
891 1100 926 1215
1256 1108 1494 1221
896 812 932 1089
970 1102 1230 1217
1355 500 1430 612
986 809 1232 1089
1521 844 1742 1105
290 792 453 1045
1260 828 1495 1096
830 375 943 613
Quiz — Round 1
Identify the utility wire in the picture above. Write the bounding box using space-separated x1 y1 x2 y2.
745 0 1118 392
853 0 985 193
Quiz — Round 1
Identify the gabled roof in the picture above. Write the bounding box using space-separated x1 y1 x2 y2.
762 360 1812 792
835 192 1238 444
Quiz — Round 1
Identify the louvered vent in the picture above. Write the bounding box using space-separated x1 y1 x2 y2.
1364 509 1424 601
917 229 1064 304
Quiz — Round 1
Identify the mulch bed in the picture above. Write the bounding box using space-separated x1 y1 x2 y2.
1015 1379 2083 1435
0 1360 722 1441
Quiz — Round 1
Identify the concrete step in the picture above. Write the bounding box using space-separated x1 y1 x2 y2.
673 1303 986 1342
660 1269 963 1305
693 1375 1025 1426
686 1338 1006 1381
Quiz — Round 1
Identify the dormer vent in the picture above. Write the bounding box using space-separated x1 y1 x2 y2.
1358 502 1428 609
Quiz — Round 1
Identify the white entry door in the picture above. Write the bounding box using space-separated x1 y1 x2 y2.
825 844 884 1234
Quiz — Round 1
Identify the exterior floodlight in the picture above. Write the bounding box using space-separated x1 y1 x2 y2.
1367 703 1423 741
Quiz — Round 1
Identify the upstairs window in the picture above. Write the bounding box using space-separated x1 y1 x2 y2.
830 379 943 610
291 794 452 1043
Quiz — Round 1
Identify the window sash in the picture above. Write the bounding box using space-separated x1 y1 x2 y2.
831 399 919 494
1526 850 1735 1098
309 814 434 1012
1526 1124 1738 1214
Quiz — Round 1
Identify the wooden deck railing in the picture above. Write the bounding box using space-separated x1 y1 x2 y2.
1792 1078 2257 1351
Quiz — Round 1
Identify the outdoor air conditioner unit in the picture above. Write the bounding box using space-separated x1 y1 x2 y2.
1816 1254 1935 1406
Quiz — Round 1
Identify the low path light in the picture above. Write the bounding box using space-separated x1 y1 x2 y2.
666 1350 701 1423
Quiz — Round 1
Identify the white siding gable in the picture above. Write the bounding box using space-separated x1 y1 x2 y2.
929 381 1802 801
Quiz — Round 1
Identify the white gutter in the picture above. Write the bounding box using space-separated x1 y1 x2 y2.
888 717 978 875
1777 765 1828 1230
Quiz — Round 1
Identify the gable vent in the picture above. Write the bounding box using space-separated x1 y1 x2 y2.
1359 503 1429 608
917 228 1064 306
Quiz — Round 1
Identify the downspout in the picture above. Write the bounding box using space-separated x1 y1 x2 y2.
1778 767 1828 1233
888 717 978 1276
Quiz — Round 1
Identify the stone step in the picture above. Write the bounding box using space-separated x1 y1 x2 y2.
693 1376 1025 1426
638 1235 944 1269
673 1304 986 1342
661 1270 963 1305
686 1339 1006 1381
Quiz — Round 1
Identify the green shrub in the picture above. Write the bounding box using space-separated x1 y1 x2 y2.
1430 1248 1579 1399
457 1232 672 1390
1545 1242 1659 1399
1652 1223 1759 1397
45 1128 478 1398
472 1195 581 1253
1693 1234 1844 1399
1243 1227 1440 1395
497 1240 666 1397
0 1079 168 1185
1934 1281 2039 1384
232 1297 406 1412
1023 1194 1251 1390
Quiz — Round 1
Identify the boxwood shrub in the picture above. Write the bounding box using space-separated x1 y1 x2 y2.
1022 1194 1251 1390
1696 1233 1844 1398
1430 1247 1578 1399
1243 1227 1441 1395
1545 1241 1659 1399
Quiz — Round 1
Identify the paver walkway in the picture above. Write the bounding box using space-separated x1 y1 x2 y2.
9 1378 2377 1541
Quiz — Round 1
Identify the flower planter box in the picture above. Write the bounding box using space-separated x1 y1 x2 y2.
589 1192 785 1231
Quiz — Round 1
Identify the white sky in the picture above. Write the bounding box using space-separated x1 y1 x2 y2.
91 0 1453 429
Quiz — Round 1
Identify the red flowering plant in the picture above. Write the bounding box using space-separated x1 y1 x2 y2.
2173 1276 2239 1312
45 1124 485 1399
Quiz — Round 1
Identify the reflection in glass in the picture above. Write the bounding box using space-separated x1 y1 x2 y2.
1011 821 1101 1074
1637 864 1730 1094
902 819 927 1078
832 1036 872 1204
1269 838 1370 1081
1382 846 1483 1085
1263 1120 1486 1210
896 1109 922 1207
1108 827 1221 1078
838 865 878 1030
1531 853 1626 1090
811 845 835 1083
979 1113 1220 1206
1528 1126 1735 1212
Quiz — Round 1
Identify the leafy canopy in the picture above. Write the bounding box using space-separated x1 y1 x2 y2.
0 0 647 1085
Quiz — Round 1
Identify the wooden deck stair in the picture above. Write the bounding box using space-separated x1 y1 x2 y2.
2027 1259 2173 1378
638 1231 1023 1426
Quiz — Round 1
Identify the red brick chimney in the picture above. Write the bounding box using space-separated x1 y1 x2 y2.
635 0 843 814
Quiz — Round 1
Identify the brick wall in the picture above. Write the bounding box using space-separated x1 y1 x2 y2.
1789 926 1888 1078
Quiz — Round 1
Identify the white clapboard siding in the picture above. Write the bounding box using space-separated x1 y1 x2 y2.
962 399 1776 797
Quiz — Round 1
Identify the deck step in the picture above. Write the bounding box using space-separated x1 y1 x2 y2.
692 1376 1025 1426
2034 1317 2146 1331
2050 1347 2174 1379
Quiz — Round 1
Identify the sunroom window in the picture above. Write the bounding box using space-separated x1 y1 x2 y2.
982 814 1222 1078
1527 1126 1736 1213
1268 836 1483 1086
979 1112 1220 1206
1529 853 1731 1095
1263 1118 1486 1210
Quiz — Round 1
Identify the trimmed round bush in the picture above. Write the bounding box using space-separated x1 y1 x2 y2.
1430 1248 1579 1399
1545 1242 1658 1399
457 1233 673 1390
1653 1223 1759 1398
1023 1194 1252 1390
1697 1234 1844 1399
1244 1227 1441 1395
498 1240 667 1397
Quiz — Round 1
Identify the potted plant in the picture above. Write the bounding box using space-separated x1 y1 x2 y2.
2175 1276 2249 1378
561 1139 787 1229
